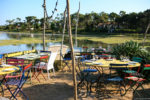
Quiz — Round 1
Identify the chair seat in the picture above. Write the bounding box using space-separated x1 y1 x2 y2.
125 76 145 82
107 77 123 81
64 58 71 60
5 75 21 79
123 70 136 73
85 74 99 83
5 79 25 86
83 69 97 72
33 62 47 69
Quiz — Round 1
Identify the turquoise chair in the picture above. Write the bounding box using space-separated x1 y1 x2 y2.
123 57 143 74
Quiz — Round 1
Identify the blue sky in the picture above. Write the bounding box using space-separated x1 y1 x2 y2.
0 0 150 25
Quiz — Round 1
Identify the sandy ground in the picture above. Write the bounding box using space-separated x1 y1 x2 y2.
1 69 150 100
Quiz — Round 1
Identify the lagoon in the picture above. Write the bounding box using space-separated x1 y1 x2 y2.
0 32 109 54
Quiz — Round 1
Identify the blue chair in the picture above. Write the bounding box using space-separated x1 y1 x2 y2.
104 63 128 96
77 61 99 95
5 63 32 100
0 54 3 65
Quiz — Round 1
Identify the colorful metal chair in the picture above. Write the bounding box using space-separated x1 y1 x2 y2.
5 58 24 79
33 52 57 82
104 64 128 96
123 57 143 75
124 64 150 96
4 63 32 100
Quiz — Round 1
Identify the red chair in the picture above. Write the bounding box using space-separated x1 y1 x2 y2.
33 52 57 82
5 58 24 79
124 64 150 96
4 63 32 100
32 56 49 82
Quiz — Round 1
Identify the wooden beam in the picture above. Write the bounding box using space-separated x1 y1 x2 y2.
43 0 46 51
66 0 77 100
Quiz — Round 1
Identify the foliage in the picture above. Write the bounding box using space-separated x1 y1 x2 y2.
112 41 141 59
112 41 150 64
1 9 150 34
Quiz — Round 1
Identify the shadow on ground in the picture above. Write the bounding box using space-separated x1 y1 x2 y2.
22 82 74 100
132 88 150 100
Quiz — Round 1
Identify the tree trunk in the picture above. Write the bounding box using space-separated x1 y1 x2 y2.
75 2 80 47
60 8 67 68
143 23 150 47
66 0 77 100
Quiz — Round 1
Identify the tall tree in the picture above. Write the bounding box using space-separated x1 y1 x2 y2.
119 11 126 17
25 16 36 33
6 19 15 30
109 12 119 22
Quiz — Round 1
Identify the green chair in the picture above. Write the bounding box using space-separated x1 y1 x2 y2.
123 57 143 75
124 64 150 97
142 64 150 81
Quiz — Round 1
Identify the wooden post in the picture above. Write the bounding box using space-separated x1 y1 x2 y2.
143 23 150 47
60 8 67 68
66 0 77 100
43 0 46 51
75 2 80 47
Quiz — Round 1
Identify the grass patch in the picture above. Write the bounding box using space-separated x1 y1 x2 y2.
77 34 150 44
0 37 61 46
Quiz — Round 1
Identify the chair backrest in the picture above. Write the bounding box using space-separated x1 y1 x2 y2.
110 63 128 70
143 64 150 71
19 63 32 86
5 52 23 57
23 63 32 72
40 55 49 62
132 57 143 63
6 58 24 67
109 63 128 77
47 52 57 70
0 54 3 65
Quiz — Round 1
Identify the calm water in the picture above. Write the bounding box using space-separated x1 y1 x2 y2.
0 32 109 54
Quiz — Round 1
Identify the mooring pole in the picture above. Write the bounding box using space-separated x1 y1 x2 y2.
66 0 77 99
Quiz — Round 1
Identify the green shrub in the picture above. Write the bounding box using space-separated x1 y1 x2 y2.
112 41 150 64
112 41 141 59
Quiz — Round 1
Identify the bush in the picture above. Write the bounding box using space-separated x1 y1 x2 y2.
112 41 141 59
112 41 150 64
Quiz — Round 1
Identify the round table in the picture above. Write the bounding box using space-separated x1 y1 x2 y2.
85 59 140 68
0 64 19 75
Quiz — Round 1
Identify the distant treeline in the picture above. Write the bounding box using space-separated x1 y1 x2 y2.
0 9 150 34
